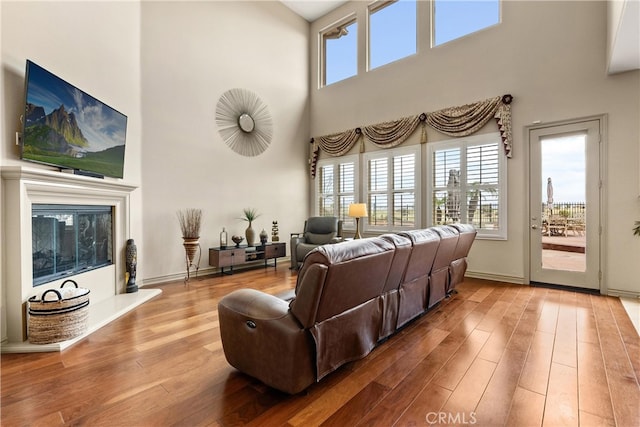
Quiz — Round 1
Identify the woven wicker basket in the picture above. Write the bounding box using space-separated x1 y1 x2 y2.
28 279 90 344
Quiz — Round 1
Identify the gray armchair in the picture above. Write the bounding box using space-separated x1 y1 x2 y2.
290 216 343 270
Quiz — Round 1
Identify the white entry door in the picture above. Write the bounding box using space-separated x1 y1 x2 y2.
529 119 602 290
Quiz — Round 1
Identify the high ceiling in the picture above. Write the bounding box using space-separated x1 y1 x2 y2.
280 0 347 22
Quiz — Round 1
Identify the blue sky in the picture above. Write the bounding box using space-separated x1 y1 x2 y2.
325 0 500 85
541 135 586 203
25 61 127 151
370 0 417 69
434 0 500 46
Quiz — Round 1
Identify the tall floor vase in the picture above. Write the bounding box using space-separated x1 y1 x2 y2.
183 237 201 283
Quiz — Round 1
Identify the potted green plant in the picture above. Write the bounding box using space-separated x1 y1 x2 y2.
240 208 260 246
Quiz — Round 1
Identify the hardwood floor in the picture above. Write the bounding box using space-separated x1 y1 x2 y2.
2 266 639 426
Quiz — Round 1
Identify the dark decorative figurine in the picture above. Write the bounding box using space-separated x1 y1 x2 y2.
125 239 138 293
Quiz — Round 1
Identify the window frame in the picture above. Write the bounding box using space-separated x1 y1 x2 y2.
426 132 507 240
314 154 360 228
320 14 358 87
363 144 421 233
367 0 417 71
431 0 501 47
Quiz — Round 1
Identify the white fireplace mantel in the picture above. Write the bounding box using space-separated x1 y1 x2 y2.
1 166 160 350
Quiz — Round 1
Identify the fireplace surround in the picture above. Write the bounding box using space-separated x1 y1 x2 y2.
1 166 160 351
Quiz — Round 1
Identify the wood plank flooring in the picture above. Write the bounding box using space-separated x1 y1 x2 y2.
2 266 639 426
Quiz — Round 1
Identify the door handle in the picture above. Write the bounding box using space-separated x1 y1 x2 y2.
531 225 538 230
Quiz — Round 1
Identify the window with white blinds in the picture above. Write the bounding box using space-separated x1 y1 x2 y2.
364 146 420 232
427 133 507 239
316 155 359 226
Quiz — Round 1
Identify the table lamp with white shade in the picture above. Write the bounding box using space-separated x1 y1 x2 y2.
348 203 368 239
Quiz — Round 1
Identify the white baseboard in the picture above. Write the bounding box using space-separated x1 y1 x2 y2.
141 257 292 287
465 270 525 285
466 272 640 299
606 288 640 299
142 267 218 286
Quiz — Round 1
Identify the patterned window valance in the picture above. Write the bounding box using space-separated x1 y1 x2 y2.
310 94 513 178
362 114 427 148
316 128 362 156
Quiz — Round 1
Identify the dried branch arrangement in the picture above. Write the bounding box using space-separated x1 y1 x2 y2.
177 208 202 239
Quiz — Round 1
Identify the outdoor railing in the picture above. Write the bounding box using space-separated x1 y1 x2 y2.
432 201 586 232
542 202 586 219
434 202 500 229
541 202 586 236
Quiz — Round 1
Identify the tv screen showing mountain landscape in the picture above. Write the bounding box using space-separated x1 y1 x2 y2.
21 60 127 178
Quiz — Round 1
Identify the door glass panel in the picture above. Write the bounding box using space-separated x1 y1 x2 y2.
540 134 586 272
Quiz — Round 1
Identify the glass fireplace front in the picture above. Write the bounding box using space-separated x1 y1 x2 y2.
32 204 113 286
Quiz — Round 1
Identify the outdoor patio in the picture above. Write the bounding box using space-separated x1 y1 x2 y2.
541 234 586 271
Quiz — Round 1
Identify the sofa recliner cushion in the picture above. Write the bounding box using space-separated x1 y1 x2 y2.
449 223 477 293
218 289 316 394
305 231 337 245
291 237 395 379
293 238 395 323
396 229 440 327
429 226 459 308
378 233 412 339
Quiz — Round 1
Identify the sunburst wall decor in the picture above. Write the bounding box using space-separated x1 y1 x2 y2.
215 88 273 157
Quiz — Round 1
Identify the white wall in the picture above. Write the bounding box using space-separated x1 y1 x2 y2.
607 0 640 73
139 1 310 283
0 0 310 342
1 1 142 182
1 0 142 343
309 1 640 295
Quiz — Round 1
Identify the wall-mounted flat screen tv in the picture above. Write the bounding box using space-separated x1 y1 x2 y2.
21 60 127 179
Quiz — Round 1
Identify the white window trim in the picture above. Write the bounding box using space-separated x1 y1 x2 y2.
314 154 360 227
363 144 422 233
319 14 358 88
426 132 507 240
367 0 418 72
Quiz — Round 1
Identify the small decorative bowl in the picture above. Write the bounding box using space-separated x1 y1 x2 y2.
231 235 244 247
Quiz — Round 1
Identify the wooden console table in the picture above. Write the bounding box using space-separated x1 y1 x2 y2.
208 242 286 275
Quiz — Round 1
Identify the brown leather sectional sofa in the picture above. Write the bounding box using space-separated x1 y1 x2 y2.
218 224 476 394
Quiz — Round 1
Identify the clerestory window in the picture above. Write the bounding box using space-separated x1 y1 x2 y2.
433 0 500 46
321 17 357 86
368 0 417 70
